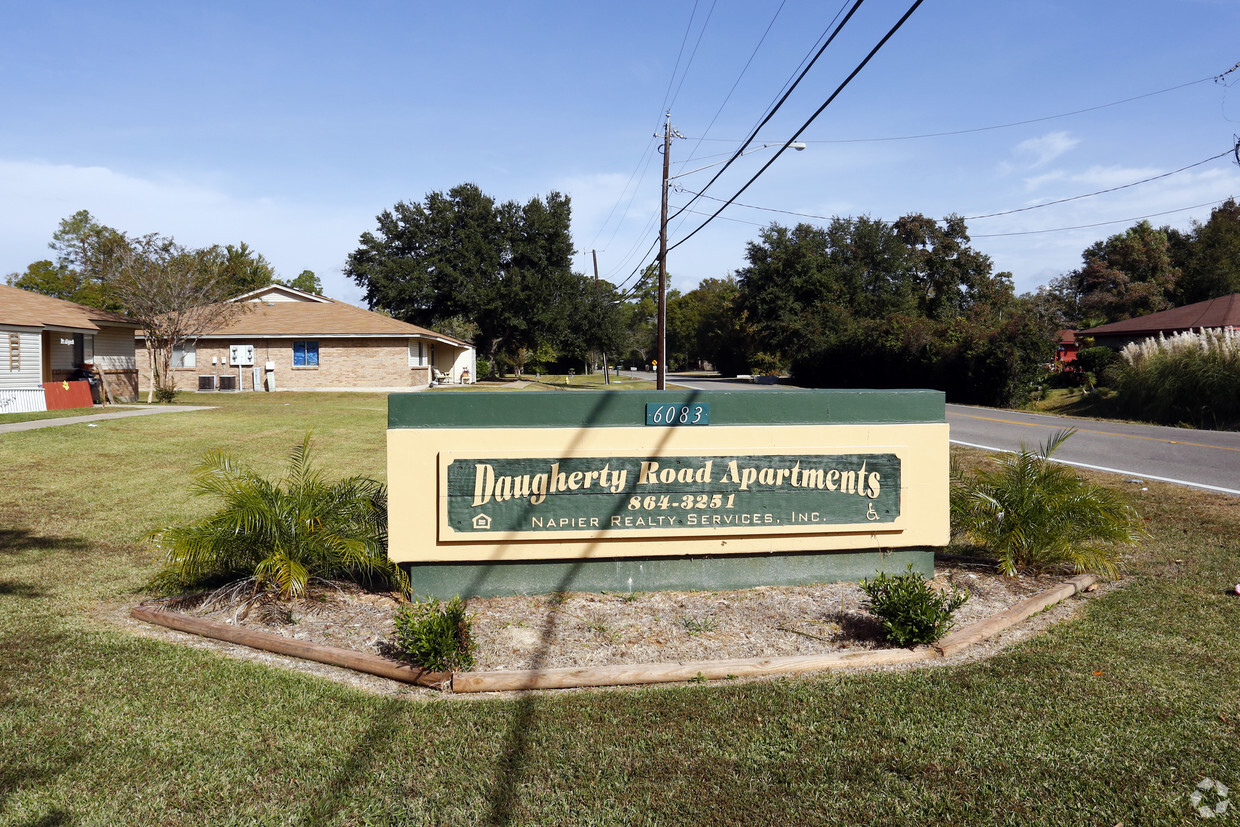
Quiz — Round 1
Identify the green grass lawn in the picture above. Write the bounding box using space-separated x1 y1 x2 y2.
1024 387 1128 421
2 392 1238 825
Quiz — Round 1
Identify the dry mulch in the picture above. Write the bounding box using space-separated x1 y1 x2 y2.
121 558 1110 696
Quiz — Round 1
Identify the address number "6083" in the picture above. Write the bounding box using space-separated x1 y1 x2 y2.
645 403 710 426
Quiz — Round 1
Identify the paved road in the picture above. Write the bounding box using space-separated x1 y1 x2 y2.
660 372 783 390
947 404 1240 495
661 375 1240 495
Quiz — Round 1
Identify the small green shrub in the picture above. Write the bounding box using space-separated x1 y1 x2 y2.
748 352 786 376
392 595 474 671
1074 345 1118 378
859 564 968 647
148 434 406 598
952 429 1147 576
153 386 179 403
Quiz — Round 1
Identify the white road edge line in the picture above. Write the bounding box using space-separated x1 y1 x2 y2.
950 440 1240 496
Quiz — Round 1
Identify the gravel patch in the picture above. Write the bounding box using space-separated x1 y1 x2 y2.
117 558 1112 697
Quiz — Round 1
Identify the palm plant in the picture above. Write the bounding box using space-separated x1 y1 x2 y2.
951 429 1146 576
149 435 408 598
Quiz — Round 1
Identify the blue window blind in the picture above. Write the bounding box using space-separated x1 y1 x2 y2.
293 340 319 366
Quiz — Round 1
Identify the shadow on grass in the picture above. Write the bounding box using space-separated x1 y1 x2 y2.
475 390 702 826
0 759 78 826
0 579 49 600
0 529 94 556
294 699 407 825
0 639 82 824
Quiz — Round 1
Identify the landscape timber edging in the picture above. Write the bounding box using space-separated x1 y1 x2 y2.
130 573 1099 694
128 605 451 689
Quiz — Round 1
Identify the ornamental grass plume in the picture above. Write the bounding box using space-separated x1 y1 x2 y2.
149 434 407 598
1114 328 1240 427
951 429 1147 576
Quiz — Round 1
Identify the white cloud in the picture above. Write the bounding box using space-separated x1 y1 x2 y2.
1012 131 1080 168
0 159 371 305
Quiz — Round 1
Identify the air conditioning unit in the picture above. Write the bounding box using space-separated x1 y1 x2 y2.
198 375 216 391
217 375 238 391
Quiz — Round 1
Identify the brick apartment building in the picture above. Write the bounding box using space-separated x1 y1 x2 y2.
136 285 475 392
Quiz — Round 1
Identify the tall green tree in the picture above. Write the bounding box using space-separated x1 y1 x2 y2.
345 184 579 363
1049 221 1179 327
666 277 744 372
735 214 1008 362
894 214 1010 322
1174 198 1240 304
279 269 323 295
734 214 1043 403
561 276 627 375
5 260 82 303
6 210 126 309
219 242 277 296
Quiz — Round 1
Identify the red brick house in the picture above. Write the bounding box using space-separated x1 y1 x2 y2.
136 285 475 392
1054 329 1080 369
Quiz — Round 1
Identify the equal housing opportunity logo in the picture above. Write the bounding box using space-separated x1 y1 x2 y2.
1191 778 1231 819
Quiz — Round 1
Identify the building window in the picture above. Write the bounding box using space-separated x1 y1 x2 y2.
172 341 196 369
293 340 319 367
408 339 429 367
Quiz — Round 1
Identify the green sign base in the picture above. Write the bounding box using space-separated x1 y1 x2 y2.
404 548 934 600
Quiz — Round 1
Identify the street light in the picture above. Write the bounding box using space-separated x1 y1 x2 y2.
655 123 806 390
668 142 805 181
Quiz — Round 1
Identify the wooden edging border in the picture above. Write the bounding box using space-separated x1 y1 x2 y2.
130 573 1098 695
129 605 451 689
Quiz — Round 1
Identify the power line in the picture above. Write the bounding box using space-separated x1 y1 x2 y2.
676 0 793 173
657 0 704 131
727 2 851 159
668 0 926 254
672 142 1239 225
665 0 867 225
666 0 719 117
685 71 1227 145
963 145 1238 220
807 77 1217 143
970 199 1233 238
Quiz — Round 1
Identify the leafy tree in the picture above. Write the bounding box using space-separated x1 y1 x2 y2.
280 269 323 295
735 222 849 363
951 430 1147 576
6 210 126 309
107 234 247 402
666 277 744 372
1174 198 1240 304
346 184 579 364
1049 221 1178 327
895 214 1013 323
561 276 627 375
219 242 277 296
5 260 86 303
617 265 659 365
734 214 1033 399
150 435 406 599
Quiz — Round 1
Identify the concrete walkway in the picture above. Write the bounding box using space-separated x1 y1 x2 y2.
0 405 216 434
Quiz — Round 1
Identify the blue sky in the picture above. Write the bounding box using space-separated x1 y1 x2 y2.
3 1 1239 306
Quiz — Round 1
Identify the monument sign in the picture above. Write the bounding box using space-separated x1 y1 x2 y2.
387 390 947 598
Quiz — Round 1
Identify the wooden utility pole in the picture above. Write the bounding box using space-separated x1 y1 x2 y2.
593 249 610 385
657 111 671 391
